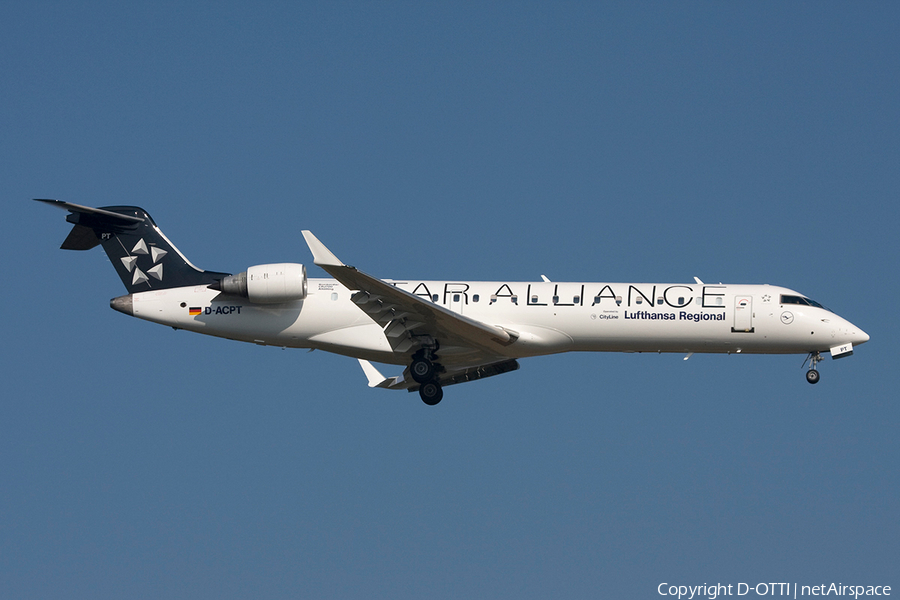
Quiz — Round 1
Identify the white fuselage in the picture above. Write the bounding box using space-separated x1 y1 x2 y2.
122 279 869 368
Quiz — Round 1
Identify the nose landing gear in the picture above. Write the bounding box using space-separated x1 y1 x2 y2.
804 351 822 384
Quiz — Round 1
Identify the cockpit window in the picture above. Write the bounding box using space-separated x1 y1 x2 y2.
780 294 831 312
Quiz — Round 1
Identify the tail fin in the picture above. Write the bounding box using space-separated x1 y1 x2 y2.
37 199 230 293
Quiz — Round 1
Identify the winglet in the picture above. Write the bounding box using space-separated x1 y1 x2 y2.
302 230 344 267
358 359 395 388
693 276 704 285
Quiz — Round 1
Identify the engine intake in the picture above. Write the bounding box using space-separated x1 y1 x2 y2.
212 263 308 304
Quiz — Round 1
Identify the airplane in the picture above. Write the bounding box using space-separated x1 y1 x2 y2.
37 199 870 405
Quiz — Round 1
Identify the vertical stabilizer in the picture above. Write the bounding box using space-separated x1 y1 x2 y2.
37 199 230 293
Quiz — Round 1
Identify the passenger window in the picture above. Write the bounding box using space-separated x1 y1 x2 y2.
635 296 643 304
453 294 460 302
552 295 559 304
616 296 622 306
432 294 439 302
473 294 479 303
573 296 580 304
331 292 338 301
531 295 539 303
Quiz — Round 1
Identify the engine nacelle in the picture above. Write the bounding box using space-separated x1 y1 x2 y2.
216 263 308 304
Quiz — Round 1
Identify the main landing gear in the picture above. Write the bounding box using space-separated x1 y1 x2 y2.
804 351 822 384
419 380 443 406
410 356 436 384
411 350 444 405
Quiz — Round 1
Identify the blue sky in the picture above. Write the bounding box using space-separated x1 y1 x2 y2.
2 3 897 598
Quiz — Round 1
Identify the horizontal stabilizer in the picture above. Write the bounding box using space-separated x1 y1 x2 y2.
35 199 145 223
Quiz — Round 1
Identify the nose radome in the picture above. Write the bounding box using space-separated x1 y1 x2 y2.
843 318 870 345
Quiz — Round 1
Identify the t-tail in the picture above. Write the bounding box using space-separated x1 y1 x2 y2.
36 199 230 293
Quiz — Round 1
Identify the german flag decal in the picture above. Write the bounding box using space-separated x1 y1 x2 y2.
189 307 202 316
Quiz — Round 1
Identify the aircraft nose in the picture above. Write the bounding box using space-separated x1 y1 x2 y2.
842 319 870 345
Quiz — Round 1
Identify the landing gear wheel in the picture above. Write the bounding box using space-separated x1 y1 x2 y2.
410 358 435 384
419 381 443 406
804 351 823 385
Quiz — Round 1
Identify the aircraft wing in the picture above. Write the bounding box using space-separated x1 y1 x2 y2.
302 231 516 356
359 358 520 391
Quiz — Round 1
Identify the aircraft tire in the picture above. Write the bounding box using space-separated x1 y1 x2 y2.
419 381 443 405
806 369 820 384
411 358 435 384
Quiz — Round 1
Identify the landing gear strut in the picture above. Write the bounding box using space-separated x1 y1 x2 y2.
804 352 822 384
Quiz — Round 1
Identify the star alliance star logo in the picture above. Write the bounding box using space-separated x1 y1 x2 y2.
120 238 167 285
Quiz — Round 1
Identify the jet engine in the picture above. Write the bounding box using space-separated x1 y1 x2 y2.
212 263 308 304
